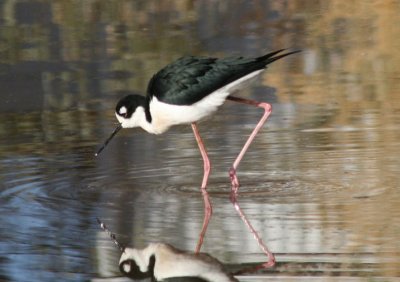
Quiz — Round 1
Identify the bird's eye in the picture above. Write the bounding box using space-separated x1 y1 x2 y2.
118 106 128 117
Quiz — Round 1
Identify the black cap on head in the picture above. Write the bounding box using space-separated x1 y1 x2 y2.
116 95 146 118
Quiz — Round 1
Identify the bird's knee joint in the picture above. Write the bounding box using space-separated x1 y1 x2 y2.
259 102 272 113
269 257 276 267
204 163 211 174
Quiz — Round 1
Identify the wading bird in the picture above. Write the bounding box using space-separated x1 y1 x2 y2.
97 218 238 282
96 49 300 268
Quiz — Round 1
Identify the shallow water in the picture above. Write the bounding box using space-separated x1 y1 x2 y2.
1 1 400 281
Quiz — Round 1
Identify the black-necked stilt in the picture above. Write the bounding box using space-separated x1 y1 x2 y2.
97 218 238 282
96 49 300 267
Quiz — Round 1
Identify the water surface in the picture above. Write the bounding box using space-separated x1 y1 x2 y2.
0 1 399 281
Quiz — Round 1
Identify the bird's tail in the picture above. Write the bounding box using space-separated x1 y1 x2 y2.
258 49 301 65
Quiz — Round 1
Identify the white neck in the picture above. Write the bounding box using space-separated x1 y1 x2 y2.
117 106 157 134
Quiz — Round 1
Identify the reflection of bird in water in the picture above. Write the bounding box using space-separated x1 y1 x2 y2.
96 218 238 282
96 50 300 267
120 243 238 282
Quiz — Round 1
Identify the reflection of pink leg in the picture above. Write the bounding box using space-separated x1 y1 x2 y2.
227 95 276 268
191 123 212 254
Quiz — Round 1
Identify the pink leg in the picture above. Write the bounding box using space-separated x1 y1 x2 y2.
191 123 212 254
227 95 276 269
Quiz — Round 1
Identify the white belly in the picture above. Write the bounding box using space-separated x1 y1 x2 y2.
149 69 263 134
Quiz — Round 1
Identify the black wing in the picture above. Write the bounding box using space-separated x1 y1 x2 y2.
146 49 299 106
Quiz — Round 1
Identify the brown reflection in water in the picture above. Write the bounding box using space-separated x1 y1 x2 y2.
271 4 400 276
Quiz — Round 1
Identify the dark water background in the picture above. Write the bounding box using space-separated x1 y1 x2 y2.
0 1 399 281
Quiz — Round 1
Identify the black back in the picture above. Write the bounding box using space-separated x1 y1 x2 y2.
146 49 299 106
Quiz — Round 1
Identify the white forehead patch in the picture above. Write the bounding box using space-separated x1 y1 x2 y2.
119 106 127 115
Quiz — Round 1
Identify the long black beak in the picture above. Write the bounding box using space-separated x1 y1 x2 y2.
96 217 126 253
95 124 122 156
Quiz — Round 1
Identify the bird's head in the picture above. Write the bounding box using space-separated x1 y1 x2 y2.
115 94 147 129
95 94 147 156
96 218 157 280
119 246 156 280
